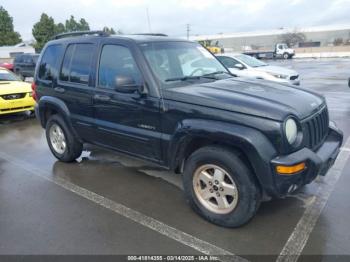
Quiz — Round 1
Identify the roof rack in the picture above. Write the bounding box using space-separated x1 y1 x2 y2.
52 30 110 40
132 33 168 37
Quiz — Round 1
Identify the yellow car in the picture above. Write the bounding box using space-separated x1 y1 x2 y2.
0 67 35 115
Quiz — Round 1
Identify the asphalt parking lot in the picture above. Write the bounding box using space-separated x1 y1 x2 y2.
1 58 350 261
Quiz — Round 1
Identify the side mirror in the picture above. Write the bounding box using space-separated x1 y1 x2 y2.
114 75 140 94
233 63 244 70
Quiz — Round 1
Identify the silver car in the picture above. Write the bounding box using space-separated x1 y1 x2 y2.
216 53 300 85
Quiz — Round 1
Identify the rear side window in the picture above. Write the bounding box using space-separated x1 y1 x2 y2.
38 44 63 81
60 44 94 85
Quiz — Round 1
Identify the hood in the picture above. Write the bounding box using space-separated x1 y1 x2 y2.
0 81 31 95
255 65 298 76
162 78 324 121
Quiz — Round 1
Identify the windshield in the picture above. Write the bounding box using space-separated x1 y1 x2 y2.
139 41 229 87
0 70 21 81
236 54 267 68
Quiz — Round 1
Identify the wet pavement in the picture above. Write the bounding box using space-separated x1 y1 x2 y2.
1 58 350 261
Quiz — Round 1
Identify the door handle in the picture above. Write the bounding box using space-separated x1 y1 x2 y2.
94 94 111 102
54 87 65 93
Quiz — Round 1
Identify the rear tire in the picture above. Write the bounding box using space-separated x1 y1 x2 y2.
46 114 83 162
182 146 261 228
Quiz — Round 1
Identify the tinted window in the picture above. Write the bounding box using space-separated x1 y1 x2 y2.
98 45 142 89
32 55 39 63
60 44 94 85
14 55 23 63
23 55 33 63
38 44 63 81
60 45 74 82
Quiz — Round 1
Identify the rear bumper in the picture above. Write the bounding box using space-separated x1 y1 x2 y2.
270 123 343 196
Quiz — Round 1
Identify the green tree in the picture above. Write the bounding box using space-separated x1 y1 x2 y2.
103 26 116 35
55 22 66 35
32 13 56 51
0 6 22 46
79 18 90 31
65 16 90 32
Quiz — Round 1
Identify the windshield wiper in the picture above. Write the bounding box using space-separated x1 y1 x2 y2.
202 71 232 78
165 72 228 82
165 75 201 82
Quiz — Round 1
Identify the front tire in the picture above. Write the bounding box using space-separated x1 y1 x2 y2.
283 53 289 59
183 146 261 227
46 114 83 162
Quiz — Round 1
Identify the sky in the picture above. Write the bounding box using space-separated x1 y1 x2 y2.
2 0 350 40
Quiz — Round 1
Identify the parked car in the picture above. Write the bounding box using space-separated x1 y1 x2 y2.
0 67 35 115
13 53 39 79
0 62 14 71
217 53 300 85
33 31 342 227
243 43 295 59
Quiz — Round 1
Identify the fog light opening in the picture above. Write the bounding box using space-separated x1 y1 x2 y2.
276 162 306 175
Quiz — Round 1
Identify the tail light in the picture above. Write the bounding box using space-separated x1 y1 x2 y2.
31 82 37 101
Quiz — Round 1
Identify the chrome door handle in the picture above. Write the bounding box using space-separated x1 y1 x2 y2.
94 94 111 102
54 87 65 93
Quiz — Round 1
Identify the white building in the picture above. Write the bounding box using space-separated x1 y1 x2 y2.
0 42 35 59
190 24 350 52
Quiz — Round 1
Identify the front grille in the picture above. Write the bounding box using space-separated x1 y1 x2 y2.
290 75 299 80
303 106 329 149
0 106 32 112
1 93 26 100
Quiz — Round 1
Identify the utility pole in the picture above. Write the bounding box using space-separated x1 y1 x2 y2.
186 24 190 40
146 7 152 33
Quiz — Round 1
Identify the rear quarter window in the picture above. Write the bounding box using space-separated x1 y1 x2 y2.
38 44 63 81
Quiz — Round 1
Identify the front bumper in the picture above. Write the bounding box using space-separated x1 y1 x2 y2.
270 124 343 196
0 95 35 115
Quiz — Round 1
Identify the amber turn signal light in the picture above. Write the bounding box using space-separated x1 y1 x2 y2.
276 162 306 175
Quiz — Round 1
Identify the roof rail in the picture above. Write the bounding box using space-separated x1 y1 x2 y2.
133 33 168 37
52 30 110 40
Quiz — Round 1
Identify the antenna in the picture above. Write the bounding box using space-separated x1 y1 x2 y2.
146 7 152 33
186 24 191 40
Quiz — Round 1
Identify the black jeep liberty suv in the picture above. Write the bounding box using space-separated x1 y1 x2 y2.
33 31 343 227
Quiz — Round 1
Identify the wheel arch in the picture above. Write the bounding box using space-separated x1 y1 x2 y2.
37 96 82 142
169 119 278 196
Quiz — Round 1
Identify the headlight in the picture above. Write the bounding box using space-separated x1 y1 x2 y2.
285 118 298 144
270 73 288 79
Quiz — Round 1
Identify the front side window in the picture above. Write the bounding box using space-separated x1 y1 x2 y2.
98 45 142 89
139 41 229 87
217 56 240 68
60 43 94 85
38 44 63 81
235 54 267 68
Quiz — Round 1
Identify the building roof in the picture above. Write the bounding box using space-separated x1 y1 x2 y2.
190 24 350 41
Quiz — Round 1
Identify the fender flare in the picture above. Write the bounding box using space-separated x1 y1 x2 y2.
169 119 278 196
37 96 81 141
